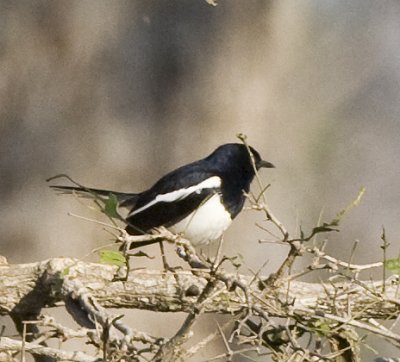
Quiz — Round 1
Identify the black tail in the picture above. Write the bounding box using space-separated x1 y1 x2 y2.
49 185 139 209
48 175 160 249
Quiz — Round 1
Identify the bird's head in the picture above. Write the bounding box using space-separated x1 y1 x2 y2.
207 143 274 176
247 145 275 171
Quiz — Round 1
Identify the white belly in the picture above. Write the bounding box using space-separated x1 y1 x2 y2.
169 193 232 246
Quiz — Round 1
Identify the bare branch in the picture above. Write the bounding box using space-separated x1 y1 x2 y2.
1 258 399 319
0 337 100 362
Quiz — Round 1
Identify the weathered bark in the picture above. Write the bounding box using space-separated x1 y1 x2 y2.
0 257 398 319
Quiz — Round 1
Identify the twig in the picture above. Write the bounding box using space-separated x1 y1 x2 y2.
381 227 390 293
0 337 100 362
153 244 223 361
62 276 161 358
305 247 383 272
39 315 94 340
68 213 121 231
293 307 400 346
237 133 288 242
204 346 260 362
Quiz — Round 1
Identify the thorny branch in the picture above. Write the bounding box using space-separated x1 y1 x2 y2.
0 337 100 362
238 133 289 243
0 250 399 361
1 137 399 361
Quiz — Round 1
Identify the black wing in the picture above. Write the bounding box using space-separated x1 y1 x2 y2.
125 188 216 234
125 161 220 234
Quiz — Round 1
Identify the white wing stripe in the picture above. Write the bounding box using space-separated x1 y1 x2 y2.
129 176 221 216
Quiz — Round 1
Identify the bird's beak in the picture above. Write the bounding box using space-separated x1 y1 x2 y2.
257 160 275 169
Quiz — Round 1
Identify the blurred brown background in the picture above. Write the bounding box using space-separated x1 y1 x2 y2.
1 1 400 360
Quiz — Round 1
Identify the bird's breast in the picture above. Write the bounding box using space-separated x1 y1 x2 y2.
168 193 232 246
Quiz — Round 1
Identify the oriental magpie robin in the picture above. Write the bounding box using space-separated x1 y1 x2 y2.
50 143 274 247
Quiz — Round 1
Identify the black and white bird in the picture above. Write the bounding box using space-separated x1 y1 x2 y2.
51 143 274 247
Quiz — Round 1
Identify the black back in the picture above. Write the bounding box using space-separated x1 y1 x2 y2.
125 143 262 234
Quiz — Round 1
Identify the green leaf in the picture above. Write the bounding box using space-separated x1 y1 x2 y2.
103 193 120 218
385 258 400 273
316 321 331 336
60 267 70 278
310 320 332 336
99 250 126 266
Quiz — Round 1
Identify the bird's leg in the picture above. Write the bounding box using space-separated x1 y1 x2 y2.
208 236 224 267
147 227 183 273
159 240 172 271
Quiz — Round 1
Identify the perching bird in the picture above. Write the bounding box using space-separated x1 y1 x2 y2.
50 143 274 247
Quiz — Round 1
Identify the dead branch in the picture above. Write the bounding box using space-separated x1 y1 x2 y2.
0 337 100 362
1 256 399 361
0 257 398 320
